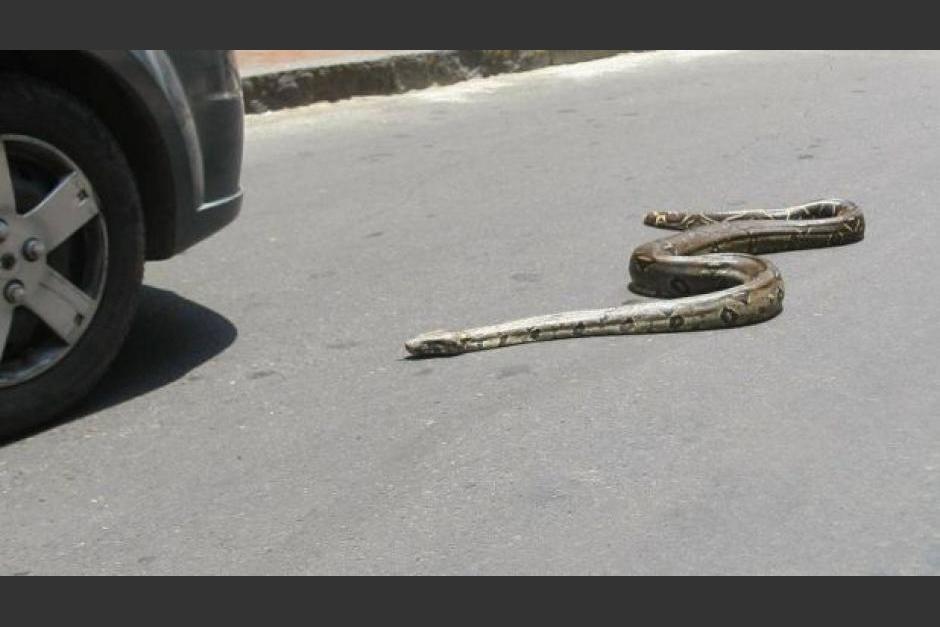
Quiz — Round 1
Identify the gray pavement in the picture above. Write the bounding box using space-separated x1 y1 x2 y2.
1 50 939 575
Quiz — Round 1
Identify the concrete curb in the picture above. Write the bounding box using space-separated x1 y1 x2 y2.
242 50 632 114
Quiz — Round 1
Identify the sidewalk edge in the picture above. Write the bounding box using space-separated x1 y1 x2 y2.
241 50 635 114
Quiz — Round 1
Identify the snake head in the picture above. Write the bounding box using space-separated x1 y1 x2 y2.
644 211 684 229
404 330 464 357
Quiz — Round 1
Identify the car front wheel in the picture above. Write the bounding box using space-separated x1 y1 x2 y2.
0 73 144 440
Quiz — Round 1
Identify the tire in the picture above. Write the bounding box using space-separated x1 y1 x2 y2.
0 73 145 440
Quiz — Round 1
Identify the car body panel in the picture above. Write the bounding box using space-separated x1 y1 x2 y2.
81 50 244 256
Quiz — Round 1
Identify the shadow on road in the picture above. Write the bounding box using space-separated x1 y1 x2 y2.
2 286 237 446
70 286 238 418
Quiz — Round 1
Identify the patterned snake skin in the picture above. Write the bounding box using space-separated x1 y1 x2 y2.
405 199 865 357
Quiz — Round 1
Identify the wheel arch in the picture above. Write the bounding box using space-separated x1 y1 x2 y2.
0 50 192 260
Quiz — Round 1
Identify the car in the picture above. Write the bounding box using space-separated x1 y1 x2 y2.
0 50 244 439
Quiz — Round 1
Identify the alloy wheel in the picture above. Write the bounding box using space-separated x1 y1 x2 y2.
0 134 108 387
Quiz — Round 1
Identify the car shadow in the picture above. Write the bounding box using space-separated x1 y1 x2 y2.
1 286 237 446
69 285 238 418
3 285 238 444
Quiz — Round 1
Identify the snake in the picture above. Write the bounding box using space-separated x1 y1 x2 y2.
404 199 865 357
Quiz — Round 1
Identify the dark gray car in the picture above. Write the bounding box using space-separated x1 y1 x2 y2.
0 50 244 438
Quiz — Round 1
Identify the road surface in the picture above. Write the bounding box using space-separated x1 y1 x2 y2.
2 51 938 575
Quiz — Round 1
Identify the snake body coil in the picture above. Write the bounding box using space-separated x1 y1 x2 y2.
405 200 865 357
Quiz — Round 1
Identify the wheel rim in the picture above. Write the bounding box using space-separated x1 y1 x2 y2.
0 135 108 388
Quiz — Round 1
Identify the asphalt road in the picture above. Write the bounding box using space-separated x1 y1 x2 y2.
2 51 939 575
